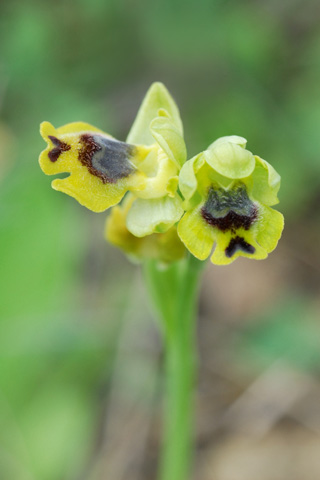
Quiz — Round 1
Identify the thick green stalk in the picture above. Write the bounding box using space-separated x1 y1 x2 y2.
144 255 204 480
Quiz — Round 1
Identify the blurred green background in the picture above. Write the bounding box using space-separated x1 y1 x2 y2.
0 1 320 479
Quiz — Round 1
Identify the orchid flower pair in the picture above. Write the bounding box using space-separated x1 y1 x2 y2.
39 83 284 265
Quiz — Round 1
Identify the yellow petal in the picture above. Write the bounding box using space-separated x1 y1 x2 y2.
52 175 129 212
177 207 214 260
39 122 147 212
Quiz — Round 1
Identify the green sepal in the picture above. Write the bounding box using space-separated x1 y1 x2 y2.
204 141 255 179
150 112 187 168
126 82 183 145
179 153 205 202
250 156 281 206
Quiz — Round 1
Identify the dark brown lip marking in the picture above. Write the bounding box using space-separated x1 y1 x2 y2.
201 185 258 233
78 134 136 184
48 135 71 162
225 236 255 258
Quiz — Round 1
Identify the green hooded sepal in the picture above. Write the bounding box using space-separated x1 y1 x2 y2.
127 82 183 146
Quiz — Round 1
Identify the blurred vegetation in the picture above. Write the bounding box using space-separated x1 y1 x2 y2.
0 0 320 479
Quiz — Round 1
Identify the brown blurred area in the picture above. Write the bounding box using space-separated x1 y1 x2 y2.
81 234 319 480
0 0 320 479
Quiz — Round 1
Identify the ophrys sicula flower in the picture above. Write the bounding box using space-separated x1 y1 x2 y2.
39 83 186 235
178 136 284 265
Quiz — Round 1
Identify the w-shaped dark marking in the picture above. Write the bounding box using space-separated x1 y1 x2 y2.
48 136 71 162
225 236 255 258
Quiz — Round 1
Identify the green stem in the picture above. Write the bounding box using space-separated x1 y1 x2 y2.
144 255 204 480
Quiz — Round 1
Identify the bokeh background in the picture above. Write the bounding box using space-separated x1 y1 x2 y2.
0 1 320 479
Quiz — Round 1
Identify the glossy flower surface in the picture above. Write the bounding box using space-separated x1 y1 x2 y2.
178 136 284 265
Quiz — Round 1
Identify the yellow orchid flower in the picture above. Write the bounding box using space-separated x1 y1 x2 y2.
39 84 284 266
39 121 151 212
39 83 186 220
178 136 284 265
